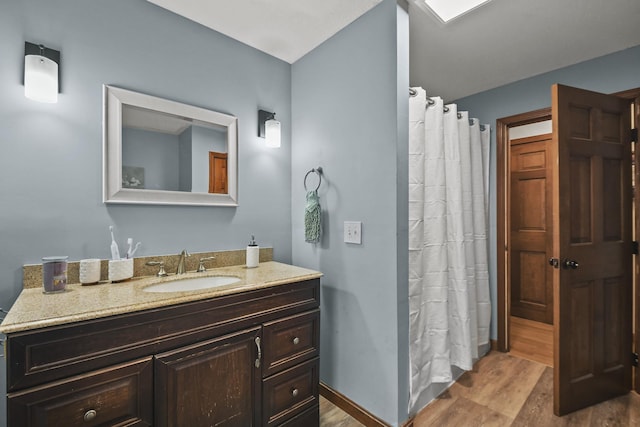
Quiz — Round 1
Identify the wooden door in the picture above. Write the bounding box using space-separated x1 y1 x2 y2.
552 84 632 415
209 151 228 194
154 327 262 427
510 134 554 324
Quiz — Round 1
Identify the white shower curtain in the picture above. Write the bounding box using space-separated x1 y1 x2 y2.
408 87 491 413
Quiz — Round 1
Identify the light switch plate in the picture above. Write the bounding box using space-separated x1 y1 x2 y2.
344 221 362 244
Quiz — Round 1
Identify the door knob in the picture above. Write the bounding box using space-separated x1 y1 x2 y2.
563 259 579 269
548 258 559 268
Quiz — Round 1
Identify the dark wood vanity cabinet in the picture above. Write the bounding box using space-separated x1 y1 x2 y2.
6 278 320 427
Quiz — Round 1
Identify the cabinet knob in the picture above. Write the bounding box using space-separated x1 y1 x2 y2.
292 337 300 345
291 388 299 397
84 410 97 422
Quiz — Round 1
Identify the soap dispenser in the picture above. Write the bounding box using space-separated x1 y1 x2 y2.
246 235 259 268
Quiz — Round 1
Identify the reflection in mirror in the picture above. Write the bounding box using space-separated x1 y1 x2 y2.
121 105 228 193
103 85 238 206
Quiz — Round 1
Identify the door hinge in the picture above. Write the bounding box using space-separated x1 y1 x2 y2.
633 241 639 255
633 352 639 367
632 128 638 143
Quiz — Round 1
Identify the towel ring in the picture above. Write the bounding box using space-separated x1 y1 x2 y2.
304 167 323 192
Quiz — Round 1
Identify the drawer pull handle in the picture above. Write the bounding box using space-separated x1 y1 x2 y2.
255 336 261 368
291 388 299 397
292 337 300 345
84 410 97 422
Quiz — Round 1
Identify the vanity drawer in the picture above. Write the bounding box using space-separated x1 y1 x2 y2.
277 405 319 427
262 357 319 426
262 309 319 376
7 357 153 427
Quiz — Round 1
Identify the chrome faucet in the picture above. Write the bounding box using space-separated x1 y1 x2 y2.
176 249 190 274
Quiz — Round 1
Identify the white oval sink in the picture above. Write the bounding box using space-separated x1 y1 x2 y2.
143 276 241 293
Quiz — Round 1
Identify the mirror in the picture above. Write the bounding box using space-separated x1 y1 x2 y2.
103 85 238 206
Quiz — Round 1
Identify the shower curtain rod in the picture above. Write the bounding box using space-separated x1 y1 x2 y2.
409 88 485 130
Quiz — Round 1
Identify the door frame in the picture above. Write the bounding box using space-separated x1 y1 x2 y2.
496 107 551 352
496 88 640 394
618 88 640 393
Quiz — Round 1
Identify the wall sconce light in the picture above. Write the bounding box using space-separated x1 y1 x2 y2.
24 42 60 103
258 109 281 148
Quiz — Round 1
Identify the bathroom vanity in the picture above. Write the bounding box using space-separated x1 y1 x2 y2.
1 261 321 427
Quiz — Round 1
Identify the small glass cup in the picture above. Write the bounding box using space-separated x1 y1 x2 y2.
42 256 68 293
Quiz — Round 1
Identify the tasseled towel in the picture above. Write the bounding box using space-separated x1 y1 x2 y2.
305 190 321 243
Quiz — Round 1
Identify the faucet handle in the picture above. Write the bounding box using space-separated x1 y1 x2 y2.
197 256 216 273
146 261 168 277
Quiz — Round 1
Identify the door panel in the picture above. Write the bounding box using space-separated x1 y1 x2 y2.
569 156 591 243
552 84 632 415
510 135 554 324
154 327 262 427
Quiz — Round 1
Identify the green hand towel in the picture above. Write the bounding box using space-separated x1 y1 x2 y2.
305 190 321 243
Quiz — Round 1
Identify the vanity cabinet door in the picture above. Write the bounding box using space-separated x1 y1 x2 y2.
7 357 153 427
154 327 262 427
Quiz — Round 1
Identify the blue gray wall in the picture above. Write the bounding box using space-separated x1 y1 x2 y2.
191 125 227 193
178 127 193 191
0 0 293 310
454 45 640 340
395 3 411 423
0 2 292 422
291 1 409 425
123 128 180 190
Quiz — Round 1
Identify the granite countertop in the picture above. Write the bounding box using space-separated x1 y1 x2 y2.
0 261 322 334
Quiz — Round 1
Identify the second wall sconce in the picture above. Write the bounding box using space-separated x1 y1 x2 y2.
258 109 281 148
24 41 60 104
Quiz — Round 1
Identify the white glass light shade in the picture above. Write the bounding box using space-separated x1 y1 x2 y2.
25 54 58 103
265 118 281 148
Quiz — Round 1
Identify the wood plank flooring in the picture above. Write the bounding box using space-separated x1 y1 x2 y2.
413 351 640 426
320 396 364 427
509 315 553 367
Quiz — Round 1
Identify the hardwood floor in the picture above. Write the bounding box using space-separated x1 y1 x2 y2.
320 396 364 426
509 315 553 366
413 351 640 426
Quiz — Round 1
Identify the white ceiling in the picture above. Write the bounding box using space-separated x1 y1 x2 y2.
146 0 382 63
147 0 640 101
409 0 640 100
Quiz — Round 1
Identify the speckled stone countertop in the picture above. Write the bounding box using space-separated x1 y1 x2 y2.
0 261 322 334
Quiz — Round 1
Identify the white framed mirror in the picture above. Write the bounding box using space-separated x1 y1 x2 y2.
103 85 238 206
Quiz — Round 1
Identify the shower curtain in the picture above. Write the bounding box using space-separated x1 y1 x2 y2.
408 87 491 413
